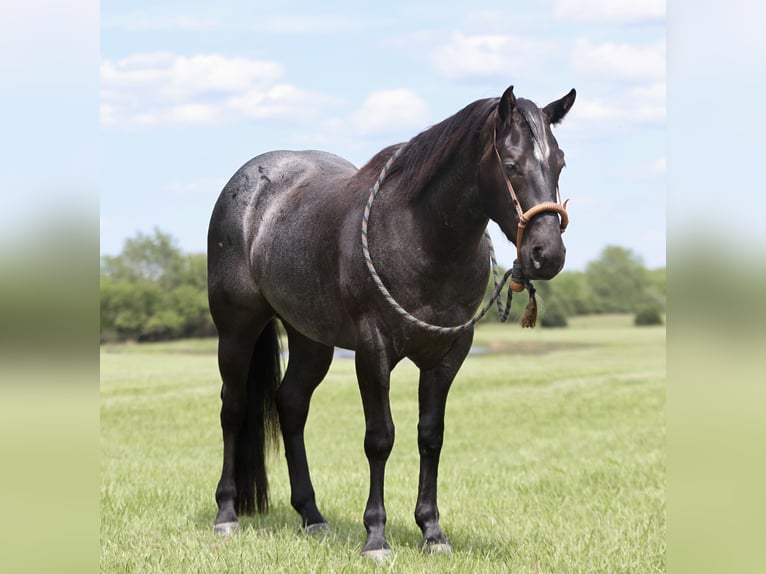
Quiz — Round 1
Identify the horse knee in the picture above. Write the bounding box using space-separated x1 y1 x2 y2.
364 425 395 460
417 422 444 457
220 393 246 429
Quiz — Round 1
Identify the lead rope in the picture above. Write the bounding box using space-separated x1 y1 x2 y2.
361 144 520 335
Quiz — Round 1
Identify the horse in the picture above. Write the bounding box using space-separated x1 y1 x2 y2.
207 85 576 558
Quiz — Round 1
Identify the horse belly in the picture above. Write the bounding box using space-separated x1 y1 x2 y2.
256 238 351 347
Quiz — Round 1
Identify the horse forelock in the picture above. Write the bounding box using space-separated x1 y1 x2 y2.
515 99 552 163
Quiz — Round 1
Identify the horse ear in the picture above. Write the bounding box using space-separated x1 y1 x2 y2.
543 88 576 125
498 85 516 123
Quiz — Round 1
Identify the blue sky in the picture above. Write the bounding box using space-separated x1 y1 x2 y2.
100 0 666 270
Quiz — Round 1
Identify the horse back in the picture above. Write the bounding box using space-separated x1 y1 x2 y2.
209 150 356 243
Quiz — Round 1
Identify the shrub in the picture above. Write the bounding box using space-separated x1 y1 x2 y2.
634 306 664 326
541 309 568 328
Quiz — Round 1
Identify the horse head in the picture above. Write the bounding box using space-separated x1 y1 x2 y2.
479 86 576 281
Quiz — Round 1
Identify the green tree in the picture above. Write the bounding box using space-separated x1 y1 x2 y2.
101 228 185 288
535 280 569 327
646 267 666 309
177 253 208 291
546 271 597 315
100 275 164 341
585 246 651 313
100 229 214 342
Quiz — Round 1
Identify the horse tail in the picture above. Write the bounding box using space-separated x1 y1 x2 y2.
235 319 282 515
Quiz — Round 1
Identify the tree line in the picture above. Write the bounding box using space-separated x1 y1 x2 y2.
100 230 213 342
100 229 665 342
483 244 666 327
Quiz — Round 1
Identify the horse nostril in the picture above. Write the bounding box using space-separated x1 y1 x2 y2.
531 246 544 269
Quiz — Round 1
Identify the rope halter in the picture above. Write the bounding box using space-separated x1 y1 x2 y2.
492 130 569 292
361 126 571 331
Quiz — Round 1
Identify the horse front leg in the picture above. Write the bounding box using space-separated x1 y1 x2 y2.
414 331 473 555
354 334 397 560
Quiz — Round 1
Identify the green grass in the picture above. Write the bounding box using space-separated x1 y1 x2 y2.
101 315 665 573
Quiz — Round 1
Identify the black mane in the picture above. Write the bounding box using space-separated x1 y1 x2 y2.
356 98 498 196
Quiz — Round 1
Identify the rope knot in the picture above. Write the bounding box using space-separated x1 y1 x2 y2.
509 259 526 293
509 258 538 328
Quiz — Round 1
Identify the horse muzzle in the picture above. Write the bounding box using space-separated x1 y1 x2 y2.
517 202 568 280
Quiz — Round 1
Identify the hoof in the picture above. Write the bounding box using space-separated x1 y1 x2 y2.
421 541 453 556
305 522 330 536
361 547 392 563
213 521 239 536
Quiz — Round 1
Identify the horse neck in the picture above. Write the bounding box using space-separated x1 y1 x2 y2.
410 136 490 258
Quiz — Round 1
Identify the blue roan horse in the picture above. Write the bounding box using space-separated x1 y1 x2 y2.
207 85 576 558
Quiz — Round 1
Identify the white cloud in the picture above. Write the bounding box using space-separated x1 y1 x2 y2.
572 99 624 122
101 52 336 129
227 84 334 121
565 38 666 131
101 52 283 99
569 86 665 126
649 157 666 175
612 156 667 181
630 82 666 100
1 0 96 73
572 39 665 82
166 103 220 125
119 15 219 31
353 89 430 136
554 0 665 23
627 81 665 121
255 15 372 34
100 6 221 31
431 32 555 80
567 78 665 132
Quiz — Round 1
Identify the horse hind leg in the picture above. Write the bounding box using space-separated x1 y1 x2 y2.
212 303 281 535
276 323 334 532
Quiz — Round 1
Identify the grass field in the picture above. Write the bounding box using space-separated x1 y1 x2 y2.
101 315 665 573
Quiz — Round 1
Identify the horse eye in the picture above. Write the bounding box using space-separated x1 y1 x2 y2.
503 162 518 176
